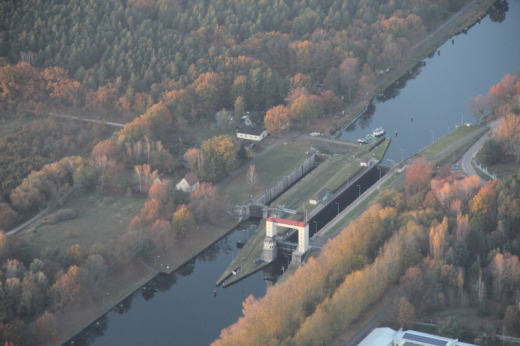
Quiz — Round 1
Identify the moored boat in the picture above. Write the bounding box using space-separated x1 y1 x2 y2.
372 127 385 137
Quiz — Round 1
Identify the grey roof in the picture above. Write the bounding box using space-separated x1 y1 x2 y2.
238 126 266 136
403 333 448 346
311 188 331 201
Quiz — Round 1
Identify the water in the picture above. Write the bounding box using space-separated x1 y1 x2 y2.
340 0 520 164
65 2 520 345
64 230 266 346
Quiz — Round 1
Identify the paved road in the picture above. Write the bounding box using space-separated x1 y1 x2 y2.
458 120 500 184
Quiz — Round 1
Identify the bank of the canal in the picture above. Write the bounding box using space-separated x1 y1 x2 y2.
62 1 519 344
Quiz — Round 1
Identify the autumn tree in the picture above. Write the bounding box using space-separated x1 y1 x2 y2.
405 157 433 195
200 135 239 182
398 297 416 330
494 113 520 161
320 91 342 116
486 84 506 114
290 73 313 92
34 311 57 344
358 64 377 97
234 96 246 120
291 95 317 125
339 58 359 100
173 206 196 238
429 217 448 260
190 182 219 224
51 266 83 309
469 179 499 230
264 105 291 136
466 95 487 124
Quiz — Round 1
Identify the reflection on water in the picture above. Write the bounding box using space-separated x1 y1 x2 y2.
63 1 520 344
489 0 509 23
63 227 267 346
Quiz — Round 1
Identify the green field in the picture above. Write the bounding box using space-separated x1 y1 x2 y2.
418 125 482 158
18 191 145 253
221 140 310 205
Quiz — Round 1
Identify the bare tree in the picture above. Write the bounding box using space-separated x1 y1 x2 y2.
467 95 487 125
134 165 143 192
246 165 259 192
94 155 108 190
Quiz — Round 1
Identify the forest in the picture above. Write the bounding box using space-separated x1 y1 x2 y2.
0 0 481 344
210 75 520 345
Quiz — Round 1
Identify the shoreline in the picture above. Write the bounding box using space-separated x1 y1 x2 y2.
51 1 495 344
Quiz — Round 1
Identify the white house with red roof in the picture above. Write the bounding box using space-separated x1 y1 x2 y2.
176 172 200 192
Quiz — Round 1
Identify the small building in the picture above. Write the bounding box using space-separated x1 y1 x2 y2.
310 188 331 205
358 328 477 346
237 126 268 142
360 158 371 167
176 172 200 192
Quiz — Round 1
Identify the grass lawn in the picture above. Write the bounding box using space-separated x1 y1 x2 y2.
190 123 237 143
431 134 482 168
418 125 482 158
18 191 146 254
221 140 309 205
484 160 520 180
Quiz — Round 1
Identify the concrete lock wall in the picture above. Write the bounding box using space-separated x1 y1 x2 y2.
255 154 316 206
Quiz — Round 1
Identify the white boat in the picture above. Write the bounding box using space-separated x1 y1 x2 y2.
372 127 385 137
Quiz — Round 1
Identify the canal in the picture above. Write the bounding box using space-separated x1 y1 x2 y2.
340 0 520 163
64 2 520 345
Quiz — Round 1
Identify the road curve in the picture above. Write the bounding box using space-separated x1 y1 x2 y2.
458 119 500 185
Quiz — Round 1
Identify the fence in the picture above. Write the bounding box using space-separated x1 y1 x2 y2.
254 154 316 205
474 161 497 180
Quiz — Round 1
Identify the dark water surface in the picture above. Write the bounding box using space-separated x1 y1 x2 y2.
65 2 520 345
340 0 520 163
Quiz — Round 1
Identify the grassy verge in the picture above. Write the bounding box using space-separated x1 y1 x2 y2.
220 140 309 205
431 134 481 167
418 125 482 158
472 162 492 181
18 191 146 253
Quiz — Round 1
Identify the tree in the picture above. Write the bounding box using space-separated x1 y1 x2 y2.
504 305 520 333
291 95 317 125
141 199 162 224
494 113 520 161
264 105 291 137
185 148 204 176
486 84 506 114
398 297 416 329
200 135 239 182
439 316 462 338
290 73 313 92
246 165 258 191
467 95 487 124
83 254 108 286
51 266 83 309
477 138 504 165
405 157 433 195
234 96 246 119
320 91 342 116
358 64 377 97
172 206 195 238
429 217 448 260
138 238 156 261
66 244 84 266
190 183 219 224
134 165 144 192
34 311 57 344
339 58 359 100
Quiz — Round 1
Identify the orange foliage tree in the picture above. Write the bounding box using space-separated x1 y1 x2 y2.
405 157 433 195
264 105 291 137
